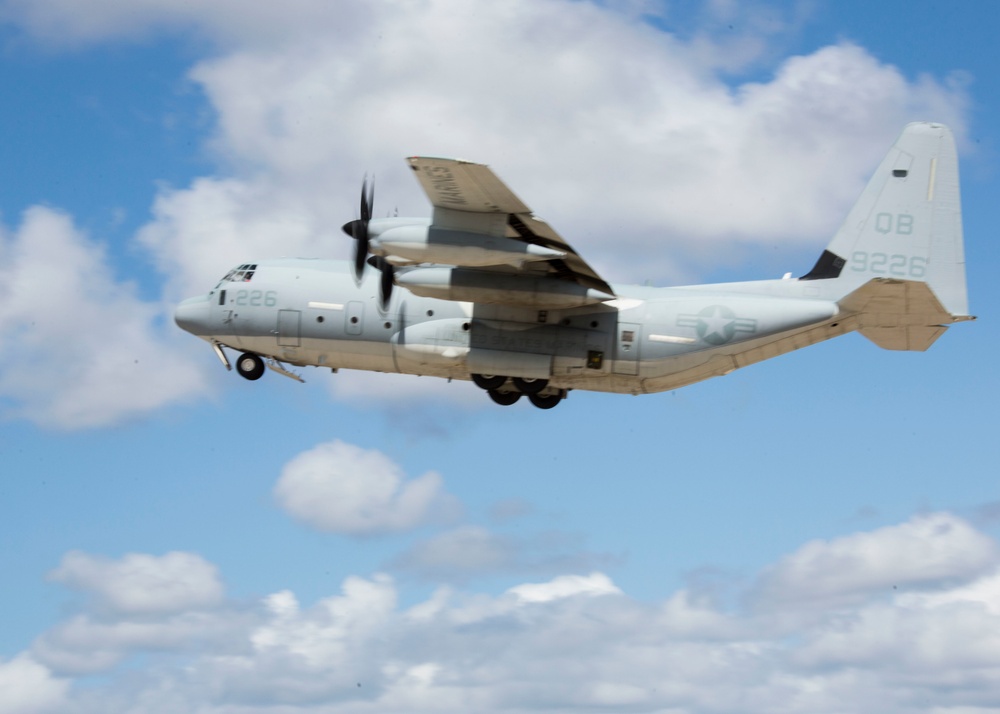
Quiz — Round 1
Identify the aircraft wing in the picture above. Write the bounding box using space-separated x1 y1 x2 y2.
407 156 614 295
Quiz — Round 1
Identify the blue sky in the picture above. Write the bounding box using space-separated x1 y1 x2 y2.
1 1 998 711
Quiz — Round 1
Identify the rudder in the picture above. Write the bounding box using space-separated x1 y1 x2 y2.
806 122 970 319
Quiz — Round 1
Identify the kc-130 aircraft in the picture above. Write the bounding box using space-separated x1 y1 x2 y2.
175 123 973 409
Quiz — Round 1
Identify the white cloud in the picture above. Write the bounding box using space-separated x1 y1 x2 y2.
901 571 1000 615
274 440 461 535
49 551 224 615
0 655 68 714
15 516 1000 712
0 0 973 419
0 208 209 429
0 0 374 49
31 610 245 676
138 175 328 301
114 0 969 299
508 572 622 603
36 552 245 677
793 599 1000 678
251 575 396 669
752 513 1000 610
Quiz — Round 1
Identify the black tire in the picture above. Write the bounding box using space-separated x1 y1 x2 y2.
472 373 507 390
512 376 548 394
236 352 265 381
529 392 563 410
487 389 521 406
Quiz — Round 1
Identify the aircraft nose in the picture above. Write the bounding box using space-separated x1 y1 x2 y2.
174 295 211 335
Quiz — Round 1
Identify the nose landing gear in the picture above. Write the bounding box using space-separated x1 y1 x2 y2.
236 352 265 381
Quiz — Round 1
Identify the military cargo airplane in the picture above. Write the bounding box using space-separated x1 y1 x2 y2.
175 122 973 409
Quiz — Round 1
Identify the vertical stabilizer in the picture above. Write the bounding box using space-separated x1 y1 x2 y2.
805 122 969 319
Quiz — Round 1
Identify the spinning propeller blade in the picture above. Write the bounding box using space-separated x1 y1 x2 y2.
367 255 395 309
341 176 375 281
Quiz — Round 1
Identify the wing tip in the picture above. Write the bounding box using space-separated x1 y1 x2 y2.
407 155 483 167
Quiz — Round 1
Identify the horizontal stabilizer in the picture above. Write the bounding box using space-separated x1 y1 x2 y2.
858 325 946 351
838 277 970 351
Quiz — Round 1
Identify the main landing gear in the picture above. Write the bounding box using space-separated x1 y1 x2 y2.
473 373 567 409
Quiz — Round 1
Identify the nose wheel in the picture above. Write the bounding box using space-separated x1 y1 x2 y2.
236 352 265 381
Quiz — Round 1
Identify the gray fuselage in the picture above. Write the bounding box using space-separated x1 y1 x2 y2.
176 258 842 396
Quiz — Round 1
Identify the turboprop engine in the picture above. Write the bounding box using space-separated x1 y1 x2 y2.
395 266 614 308
370 224 565 268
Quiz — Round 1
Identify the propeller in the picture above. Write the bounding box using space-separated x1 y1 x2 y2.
367 256 395 309
341 176 375 281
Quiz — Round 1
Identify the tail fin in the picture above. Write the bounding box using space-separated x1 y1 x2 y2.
801 122 973 350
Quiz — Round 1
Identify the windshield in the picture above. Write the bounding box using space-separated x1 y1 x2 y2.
218 263 258 285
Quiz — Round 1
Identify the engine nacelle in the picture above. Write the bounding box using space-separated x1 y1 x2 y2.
370 225 564 268
391 317 471 374
395 267 614 308
365 217 430 239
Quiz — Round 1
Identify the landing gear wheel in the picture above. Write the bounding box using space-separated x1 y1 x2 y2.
487 389 521 406
472 373 507 390
529 392 563 410
236 352 265 381
512 377 548 394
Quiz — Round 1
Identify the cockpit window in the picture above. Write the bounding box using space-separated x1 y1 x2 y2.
218 263 258 285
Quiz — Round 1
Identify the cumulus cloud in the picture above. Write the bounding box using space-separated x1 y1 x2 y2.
0 0 371 49
59 0 964 300
31 610 246 676
49 551 224 615
273 440 461 535
508 572 622 603
752 513 1000 610
0 208 208 429
12 514 1000 712
0 655 68 714
138 175 328 301
251 576 395 668
0 0 973 417
36 552 244 676
148 23 967 290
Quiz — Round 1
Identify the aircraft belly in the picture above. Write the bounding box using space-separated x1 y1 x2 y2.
314 338 397 372
553 297 839 395
469 320 611 379
392 318 471 375
635 300 841 393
